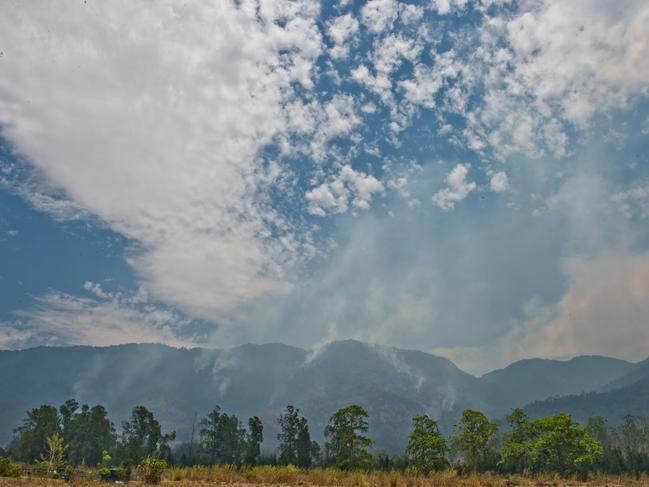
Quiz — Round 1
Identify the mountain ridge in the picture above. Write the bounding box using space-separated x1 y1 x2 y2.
0 340 643 452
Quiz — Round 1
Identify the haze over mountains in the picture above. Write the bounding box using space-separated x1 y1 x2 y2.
1 340 647 452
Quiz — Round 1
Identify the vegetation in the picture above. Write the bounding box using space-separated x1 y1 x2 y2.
405 414 448 473
3 398 649 484
139 456 167 484
452 409 499 472
324 404 374 470
0 456 21 477
277 405 319 468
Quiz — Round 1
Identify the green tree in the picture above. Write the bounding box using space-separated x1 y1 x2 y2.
500 408 535 473
199 405 246 465
324 404 373 470
40 432 68 476
119 406 175 465
527 414 602 478
405 414 448 474
296 417 319 468
452 409 498 472
14 405 61 462
59 399 79 446
59 400 116 466
244 416 264 466
200 406 223 463
277 405 318 467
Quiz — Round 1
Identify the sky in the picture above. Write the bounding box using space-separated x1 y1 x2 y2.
0 0 648 375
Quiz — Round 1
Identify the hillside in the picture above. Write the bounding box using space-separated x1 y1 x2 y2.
0 341 644 452
524 357 649 423
481 356 634 411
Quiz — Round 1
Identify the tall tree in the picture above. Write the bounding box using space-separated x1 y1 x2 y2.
277 405 319 467
296 417 319 468
277 405 300 465
200 406 223 464
500 408 535 473
199 405 246 465
452 409 498 472
244 416 263 466
324 404 373 470
405 415 448 474
527 413 602 477
64 404 116 466
59 399 79 446
119 406 175 465
14 405 61 462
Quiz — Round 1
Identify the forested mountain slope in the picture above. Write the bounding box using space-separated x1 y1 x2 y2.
0 341 643 451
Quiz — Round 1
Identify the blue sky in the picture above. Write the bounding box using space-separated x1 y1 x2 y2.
1 0 648 373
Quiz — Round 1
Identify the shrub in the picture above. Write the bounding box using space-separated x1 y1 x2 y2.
0 456 22 477
140 456 167 484
117 465 132 482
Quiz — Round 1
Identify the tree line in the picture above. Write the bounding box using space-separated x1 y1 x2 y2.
2 399 649 479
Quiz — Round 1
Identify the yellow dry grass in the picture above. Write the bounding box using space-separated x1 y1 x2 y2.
1 466 649 486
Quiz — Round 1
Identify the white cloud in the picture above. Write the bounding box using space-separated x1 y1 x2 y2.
361 0 399 34
0 285 200 350
0 1 323 322
352 34 422 111
611 183 649 219
327 13 360 60
399 50 460 109
431 0 469 16
504 0 649 126
306 165 384 216
489 171 509 192
432 163 476 210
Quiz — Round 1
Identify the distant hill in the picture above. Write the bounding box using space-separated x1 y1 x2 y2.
481 356 634 411
524 356 649 423
0 341 644 452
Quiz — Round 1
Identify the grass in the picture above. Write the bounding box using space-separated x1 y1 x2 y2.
1 466 649 486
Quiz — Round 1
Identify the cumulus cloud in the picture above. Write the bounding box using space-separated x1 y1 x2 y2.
432 164 477 210
489 171 509 192
306 165 384 216
327 14 360 60
504 0 649 126
0 1 323 322
0 283 200 350
361 0 399 34
611 183 649 219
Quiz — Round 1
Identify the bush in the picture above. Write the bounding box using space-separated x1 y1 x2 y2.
0 456 22 477
117 466 132 482
140 456 167 484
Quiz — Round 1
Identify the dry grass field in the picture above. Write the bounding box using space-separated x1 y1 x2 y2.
2 466 649 487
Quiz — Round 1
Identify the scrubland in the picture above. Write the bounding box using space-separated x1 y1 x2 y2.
2 466 649 486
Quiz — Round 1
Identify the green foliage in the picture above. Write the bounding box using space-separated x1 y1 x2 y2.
140 455 167 484
500 408 535 473
0 456 22 477
277 405 319 468
60 399 116 466
199 405 246 465
452 409 498 472
14 404 61 462
528 413 602 477
324 404 373 470
118 405 175 465
500 409 602 477
39 432 68 477
245 416 264 465
405 415 448 474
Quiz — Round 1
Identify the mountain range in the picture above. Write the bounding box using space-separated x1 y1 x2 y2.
1 340 647 452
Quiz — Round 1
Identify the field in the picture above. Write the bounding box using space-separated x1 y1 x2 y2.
2 466 649 486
